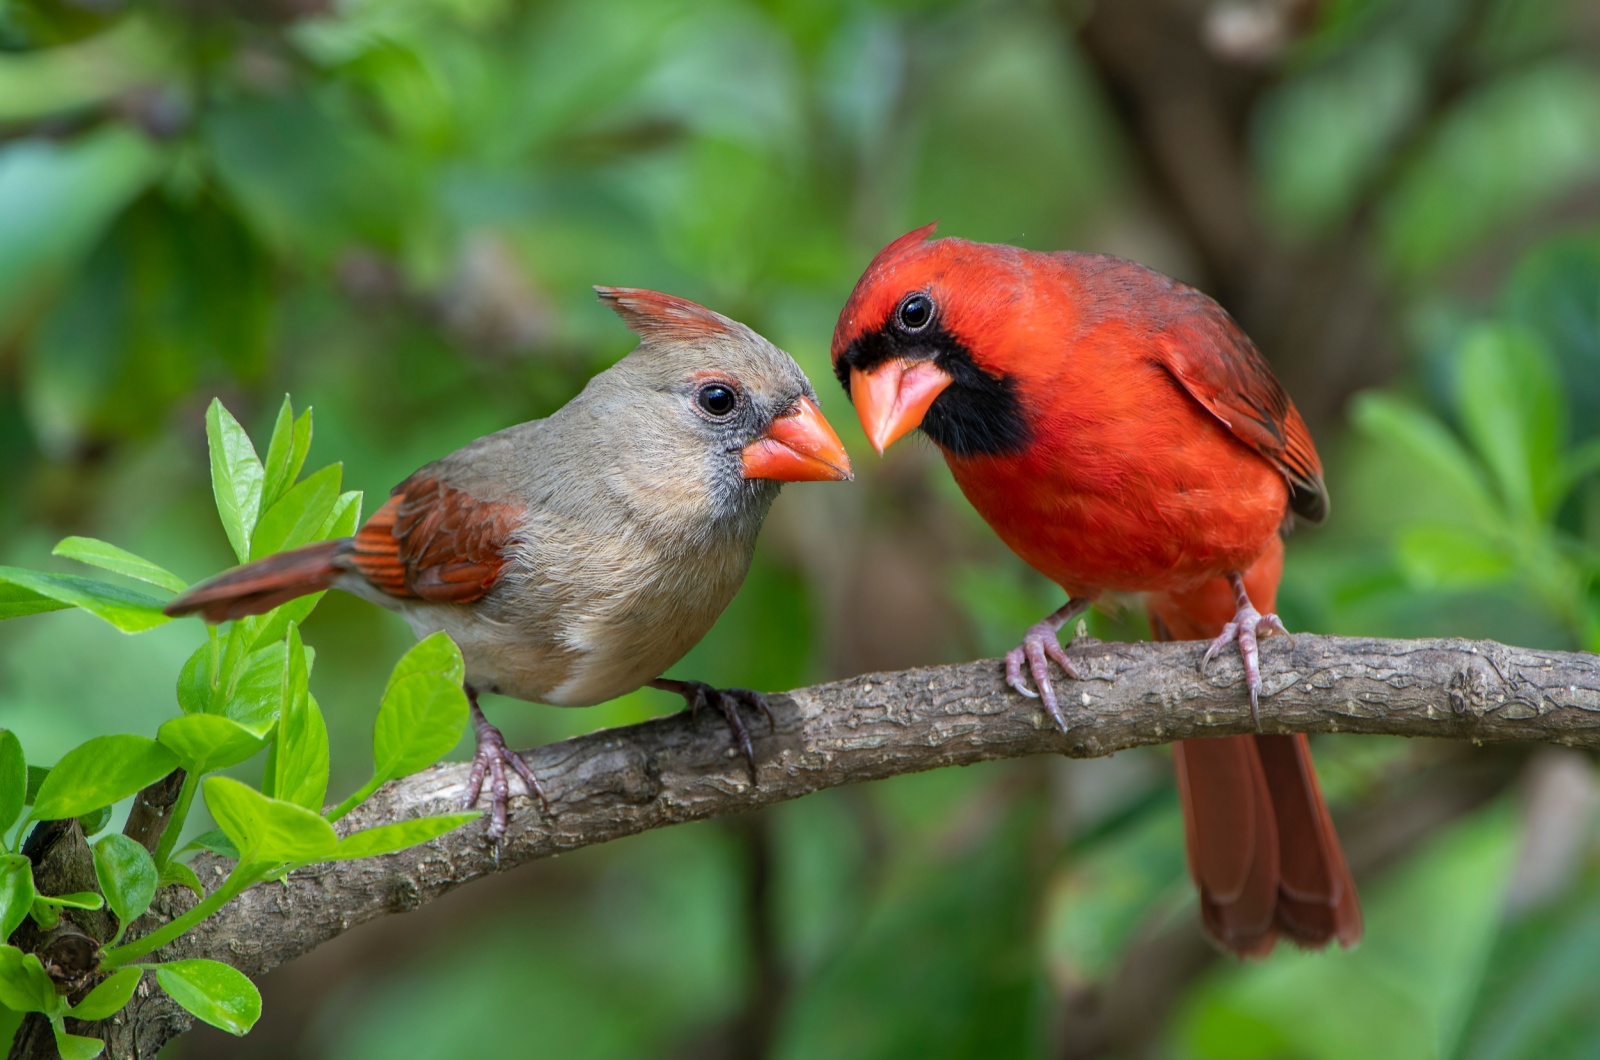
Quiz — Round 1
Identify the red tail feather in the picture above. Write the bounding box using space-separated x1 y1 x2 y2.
1150 541 1362 956
164 541 345 623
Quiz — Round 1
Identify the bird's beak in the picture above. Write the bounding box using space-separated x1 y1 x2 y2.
741 396 854 482
848 361 954 454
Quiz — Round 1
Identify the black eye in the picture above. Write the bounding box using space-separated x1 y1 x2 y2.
697 383 737 417
896 293 933 332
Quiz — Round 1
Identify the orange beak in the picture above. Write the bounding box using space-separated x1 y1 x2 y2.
741 396 853 482
849 361 954 454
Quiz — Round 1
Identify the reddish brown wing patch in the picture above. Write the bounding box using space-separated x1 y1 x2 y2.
1157 303 1328 524
349 476 521 603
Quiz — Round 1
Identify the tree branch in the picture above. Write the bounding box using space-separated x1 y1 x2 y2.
53 633 1600 1057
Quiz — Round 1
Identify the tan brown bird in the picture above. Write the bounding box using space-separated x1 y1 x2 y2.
166 288 853 839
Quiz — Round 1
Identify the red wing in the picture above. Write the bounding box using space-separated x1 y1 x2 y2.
349 476 521 603
1157 304 1328 524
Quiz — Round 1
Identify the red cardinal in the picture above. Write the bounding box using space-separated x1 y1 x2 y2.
167 288 852 840
832 225 1360 955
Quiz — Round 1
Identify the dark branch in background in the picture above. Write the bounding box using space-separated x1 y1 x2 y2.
13 634 1591 1059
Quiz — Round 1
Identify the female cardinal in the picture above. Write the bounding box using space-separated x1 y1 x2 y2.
831 225 1360 955
167 288 852 840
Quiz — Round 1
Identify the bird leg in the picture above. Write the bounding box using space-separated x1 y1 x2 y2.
1004 597 1092 732
1198 572 1293 729
650 678 774 781
461 688 548 844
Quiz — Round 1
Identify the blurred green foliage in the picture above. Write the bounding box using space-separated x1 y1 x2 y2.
2 0 1599 1056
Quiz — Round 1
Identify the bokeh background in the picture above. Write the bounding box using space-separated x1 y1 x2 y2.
3 0 1600 1056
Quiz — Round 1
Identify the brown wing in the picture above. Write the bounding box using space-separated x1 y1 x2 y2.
348 475 522 603
1157 301 1328 524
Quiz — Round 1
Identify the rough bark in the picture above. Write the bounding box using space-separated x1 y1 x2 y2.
14 633 1600 1058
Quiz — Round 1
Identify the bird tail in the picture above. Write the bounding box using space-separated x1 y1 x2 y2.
1146 536 1362 956
164 540 347 623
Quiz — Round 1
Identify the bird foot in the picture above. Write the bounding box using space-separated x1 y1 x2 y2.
462 702 548 844
653 679 773 781
1005 619 1084 733
1198 597 1292 729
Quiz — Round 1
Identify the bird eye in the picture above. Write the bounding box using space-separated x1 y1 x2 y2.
896 293 934 332
696 383 737 417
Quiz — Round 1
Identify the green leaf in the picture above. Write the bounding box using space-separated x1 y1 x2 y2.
28 897 58 930
153 959 261 1036
250 464 342 561
0 1001 19 1047
0 945 56 1013
93 835 158 928
67 967 141 1021
206 399 265 564
1455 324 1564 519
222 640 290 736
78 805 112 838
24 766 47 804
180 828 238 860
0 854 36 940
274 628 328 812
31 737 179 822
1398 525 1516 589
0 581 70 621
320 490 363 539
333 813 478 860
372 672 469 784
157 715 267 774
50 1019 104 1060
176 637 220 715
157 860 203 898
50 537 186 594
0 568 170 633
383 632 467 697
1351 392 1504 527
261 399 313 511
0 729 23 837
202 776 337 863
36 891 103 911
243 594 324 651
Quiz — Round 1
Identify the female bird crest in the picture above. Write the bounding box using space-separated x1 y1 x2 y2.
596 286 749 345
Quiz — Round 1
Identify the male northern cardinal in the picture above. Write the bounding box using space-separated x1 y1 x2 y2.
167 288 852 839
831 225 1360 955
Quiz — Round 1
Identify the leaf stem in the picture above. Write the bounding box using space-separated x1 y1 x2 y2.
152 770 199 872
101 863 264 967
324 777 382 825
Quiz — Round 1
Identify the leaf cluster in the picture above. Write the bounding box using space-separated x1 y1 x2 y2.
0 399 475 1055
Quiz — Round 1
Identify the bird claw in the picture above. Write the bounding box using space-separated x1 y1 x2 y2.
660 680 772 781
462 702 548 846
1004 619 1083 733
1199 596 1291 731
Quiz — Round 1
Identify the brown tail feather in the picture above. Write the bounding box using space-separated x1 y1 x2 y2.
164 541 346 623
1149 541 1362 956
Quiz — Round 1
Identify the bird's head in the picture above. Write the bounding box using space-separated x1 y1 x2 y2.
595 287 852 518
830 223 1034 458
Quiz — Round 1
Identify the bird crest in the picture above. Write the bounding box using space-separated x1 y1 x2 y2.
595 287 741 344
